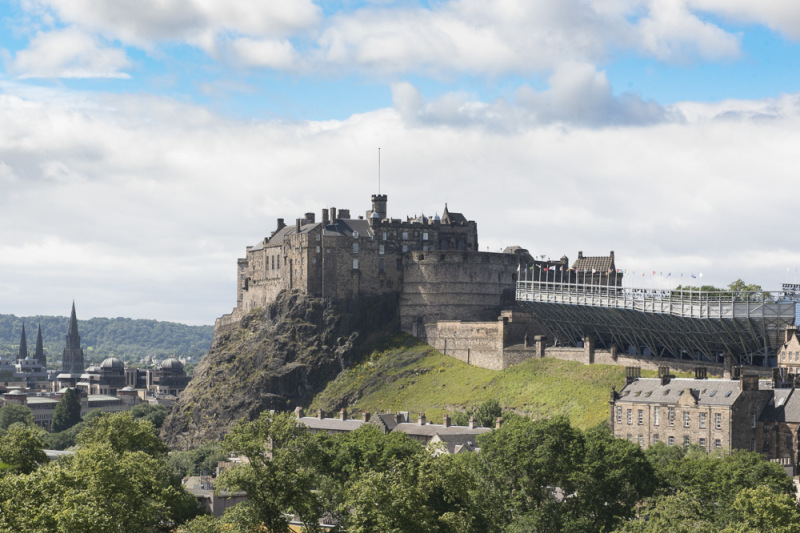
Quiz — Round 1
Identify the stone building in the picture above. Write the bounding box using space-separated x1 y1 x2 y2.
150 358 191 397
55 303 86 389
610 368 772 452
220 194 478 325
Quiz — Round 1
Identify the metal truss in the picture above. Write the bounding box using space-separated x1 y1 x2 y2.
516 281 797 366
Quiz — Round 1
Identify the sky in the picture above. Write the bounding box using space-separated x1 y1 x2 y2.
3 0 800 325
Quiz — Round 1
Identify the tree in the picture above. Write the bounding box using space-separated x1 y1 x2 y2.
129 403 168 429
474 399 503 428
721 485 800 533
217 411 324 532
0 423 47 475
76 411 168 457
0 441 200 532
51 388 82 433
0 404 33 431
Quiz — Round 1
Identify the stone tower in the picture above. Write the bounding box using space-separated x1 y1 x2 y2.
61 303 85 374
34 324 46 367
17 324 28 361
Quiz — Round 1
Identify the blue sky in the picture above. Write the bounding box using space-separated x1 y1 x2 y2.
3 0 800 324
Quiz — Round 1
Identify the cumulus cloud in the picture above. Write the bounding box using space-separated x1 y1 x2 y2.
392 65 670 129
2 85 800 322
7 27 131 79
690 0 800 40
632 0 741 62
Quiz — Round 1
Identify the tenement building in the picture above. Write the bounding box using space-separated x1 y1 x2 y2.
611 365 800 475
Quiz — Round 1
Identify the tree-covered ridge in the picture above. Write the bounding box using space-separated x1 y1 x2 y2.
0 314 213 365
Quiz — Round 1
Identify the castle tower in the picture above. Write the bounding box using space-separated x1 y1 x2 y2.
17 324 28 361
62 303 85 374
34 324 46 367
371 194 387 220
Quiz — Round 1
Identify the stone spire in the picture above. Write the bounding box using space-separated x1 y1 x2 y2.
34 324 46 367
18 324 28 361
61 302 85 374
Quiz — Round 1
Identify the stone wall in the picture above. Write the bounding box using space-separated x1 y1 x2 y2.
424 319 505 370
400 251 519 333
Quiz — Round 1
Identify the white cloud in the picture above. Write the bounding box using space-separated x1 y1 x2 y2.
392 66 669 129
226 38 299 69
7 27 131 79
30 0 321 46
2 85 799 323
689 0 800 40
633 0 741 62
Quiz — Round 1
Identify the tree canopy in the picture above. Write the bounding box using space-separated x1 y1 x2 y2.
51 388 82 433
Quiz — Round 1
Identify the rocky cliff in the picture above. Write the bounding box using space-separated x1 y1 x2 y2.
161 290 397 449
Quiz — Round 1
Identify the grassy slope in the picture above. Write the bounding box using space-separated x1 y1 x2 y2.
311 334 675 430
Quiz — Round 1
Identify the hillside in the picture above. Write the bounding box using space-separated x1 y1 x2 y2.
312 334 661 429
161 290 399 449
0 314 213 366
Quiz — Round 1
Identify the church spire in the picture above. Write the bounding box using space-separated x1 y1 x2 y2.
18 324 28 361
62 302 85 374
34 324 46 367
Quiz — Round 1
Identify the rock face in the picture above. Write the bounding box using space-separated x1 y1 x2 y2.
161 290 397 449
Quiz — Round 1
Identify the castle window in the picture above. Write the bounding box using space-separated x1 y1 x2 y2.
422 245 428 251
788 434 793 449
637 409 643 425
637 435 643 447
751 439 756 451
668 436 674 446
627 409 632 425
715 439 721 448
353 242 359 254
654 406 660 426
378 258 384 271
683 436 690 449
751 414 756 428
668 407 675 426
699 438 706 448
715 413 722 430
353 258 359 270
379 245 384 255
423 232 428 241
312 258 316 264
699 413 706 429
616 406 622 424
402 231 409 240
382 232 387 240
763 441 770 453
402 245 408 253
316 246 320 253
683 412 690 428
316 233 320 241
653 434 659 443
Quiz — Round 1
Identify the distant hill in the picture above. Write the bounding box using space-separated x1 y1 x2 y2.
0 314 214 366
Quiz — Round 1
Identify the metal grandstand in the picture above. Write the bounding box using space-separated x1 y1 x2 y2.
516 280 797 366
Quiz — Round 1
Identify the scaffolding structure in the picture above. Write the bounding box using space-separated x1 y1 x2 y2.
516 281 797 365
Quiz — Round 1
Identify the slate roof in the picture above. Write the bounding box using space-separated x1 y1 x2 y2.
430 433 484 454
759 388 800 423
252 222 324 250
369 413 402 433
323 219 373 239
297 417 365 432
392 422 491 438
441 206 467 225
617 378 745 407
572 254 615 272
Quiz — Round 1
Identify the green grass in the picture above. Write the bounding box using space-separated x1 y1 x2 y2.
311 334 677 430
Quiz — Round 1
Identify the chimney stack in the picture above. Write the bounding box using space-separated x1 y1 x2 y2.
694 367 707 380
339 408 347 421
625 366 641 384
322 208 329 225
294 406 304 418
495 417 503 429
443 414 451 427
338 208 350 219
468 415 476 429
317 409 323 420
330 207 337 221
277 218 286 231
362 411 370 422
418 413 426 425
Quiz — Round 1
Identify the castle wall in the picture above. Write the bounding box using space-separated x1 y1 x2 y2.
424 319 506 370
399 251 519 333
